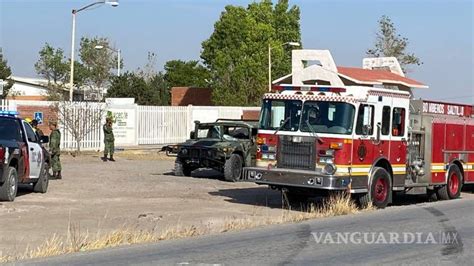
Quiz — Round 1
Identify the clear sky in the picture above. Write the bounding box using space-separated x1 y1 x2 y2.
1 0 473 104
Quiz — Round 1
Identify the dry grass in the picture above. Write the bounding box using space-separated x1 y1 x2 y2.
0 192 372 263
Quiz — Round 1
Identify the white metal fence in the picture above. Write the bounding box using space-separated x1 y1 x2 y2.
137 106 189 145
0 99 16 111
6 100 260 150
58 102 105 151
137 105 260 145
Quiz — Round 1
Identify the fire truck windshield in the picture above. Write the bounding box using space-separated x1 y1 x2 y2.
260 99 355 135
259 99 302 131
300 101 355 134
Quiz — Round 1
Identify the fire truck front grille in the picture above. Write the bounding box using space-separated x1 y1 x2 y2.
277 136 316 171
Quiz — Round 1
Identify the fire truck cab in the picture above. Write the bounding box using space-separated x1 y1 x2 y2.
244 85 474 208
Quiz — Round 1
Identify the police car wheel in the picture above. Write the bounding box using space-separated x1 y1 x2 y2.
0 167 18 202
33 163 49 193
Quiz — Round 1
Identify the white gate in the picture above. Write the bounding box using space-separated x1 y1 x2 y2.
137 106 189 144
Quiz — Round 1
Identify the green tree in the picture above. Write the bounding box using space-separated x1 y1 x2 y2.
0 51 13 98
201 0 301 106
367 15 422 73
35 43 87 100
79 37 119 99
107 72 164 105
149 72 170 105
164 60 210 88
34 43 69 86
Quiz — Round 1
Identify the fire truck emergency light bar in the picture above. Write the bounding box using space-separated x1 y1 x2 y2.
272 85 346 93
0 110 19 117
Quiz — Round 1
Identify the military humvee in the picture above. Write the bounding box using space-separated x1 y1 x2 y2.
164 119 258 182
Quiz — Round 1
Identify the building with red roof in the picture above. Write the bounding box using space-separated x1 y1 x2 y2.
273 50 428 94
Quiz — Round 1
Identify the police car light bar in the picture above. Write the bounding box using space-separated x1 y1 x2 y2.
0 110 19 117
272 85 346 93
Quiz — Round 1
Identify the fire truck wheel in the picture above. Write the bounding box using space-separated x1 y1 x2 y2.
224 154 243 182
174 159 193 177
437 164 463 200
0 167 18 202
358 167 392 209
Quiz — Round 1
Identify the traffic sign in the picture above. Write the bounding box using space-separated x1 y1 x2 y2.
34 112 43 125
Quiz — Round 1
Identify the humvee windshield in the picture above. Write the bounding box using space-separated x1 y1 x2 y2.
196 124 251 140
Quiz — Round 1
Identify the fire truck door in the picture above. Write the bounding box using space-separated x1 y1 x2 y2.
372 102 391 161
389 107 407 167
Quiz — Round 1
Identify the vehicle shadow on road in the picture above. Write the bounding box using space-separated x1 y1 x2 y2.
162 168 226 181
210 188 474 212
209 187 283 208
16 184 36 199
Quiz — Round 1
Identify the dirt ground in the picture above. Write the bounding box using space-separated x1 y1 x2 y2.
0 152 283 255
0 152 473 256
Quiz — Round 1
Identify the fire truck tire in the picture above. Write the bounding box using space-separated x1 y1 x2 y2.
436 164 463 200
224 154 243 182
174 159 193 177
0 167 18 202
33 163 50 193
358 167 392 209
427 189 438 201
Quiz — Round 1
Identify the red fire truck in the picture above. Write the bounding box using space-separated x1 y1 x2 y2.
244 85 474 208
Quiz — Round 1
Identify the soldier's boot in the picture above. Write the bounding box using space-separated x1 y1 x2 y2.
56 171 62 180
52 171 57 180
102 155 108 162
109 155 116 162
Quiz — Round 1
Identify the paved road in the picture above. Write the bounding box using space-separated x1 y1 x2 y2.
20 197 473 265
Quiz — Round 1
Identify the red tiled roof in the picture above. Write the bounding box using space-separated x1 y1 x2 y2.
337 66 427 88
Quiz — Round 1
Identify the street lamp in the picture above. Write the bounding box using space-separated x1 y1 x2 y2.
268 41 300 92
69 0 119 101
94 45 121 76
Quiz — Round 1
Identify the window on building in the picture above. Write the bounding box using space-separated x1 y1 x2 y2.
381 106 391 135
392 108 405 137
356 104 374 135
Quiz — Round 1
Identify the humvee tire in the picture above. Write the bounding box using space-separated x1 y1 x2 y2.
224 154 243 182
174 158 193 177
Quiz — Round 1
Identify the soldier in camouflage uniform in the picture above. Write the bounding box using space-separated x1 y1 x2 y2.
102 117 115 162
48 121 62 179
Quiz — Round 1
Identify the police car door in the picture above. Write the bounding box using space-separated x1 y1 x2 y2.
22 121 42 179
